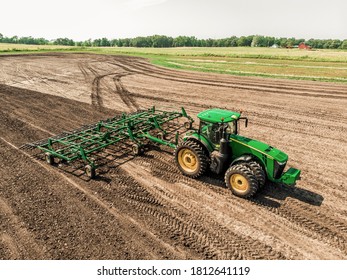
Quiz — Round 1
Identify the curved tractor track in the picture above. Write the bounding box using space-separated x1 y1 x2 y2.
0 53 346 260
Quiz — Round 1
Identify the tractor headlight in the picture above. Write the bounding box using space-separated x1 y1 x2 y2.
274 160 287 179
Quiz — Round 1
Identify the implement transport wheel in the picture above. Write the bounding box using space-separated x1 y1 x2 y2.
175 140 208 178
225 164 258 198
45 153 54 165
132 144 143 156
85 165 96 179
184 121 192 130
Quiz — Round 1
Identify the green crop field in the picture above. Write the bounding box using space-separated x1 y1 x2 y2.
1 43 347 83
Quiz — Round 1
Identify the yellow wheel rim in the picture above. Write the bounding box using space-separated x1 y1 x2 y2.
178 148 198 173
230 174 249 193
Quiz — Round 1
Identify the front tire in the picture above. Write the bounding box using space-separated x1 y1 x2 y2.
247 161 266 188
225 164 258 198
175 140 208 178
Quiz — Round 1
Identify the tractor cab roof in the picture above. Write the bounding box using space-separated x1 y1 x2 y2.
197 108 241 123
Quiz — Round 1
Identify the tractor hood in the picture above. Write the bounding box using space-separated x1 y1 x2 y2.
230 135 288 163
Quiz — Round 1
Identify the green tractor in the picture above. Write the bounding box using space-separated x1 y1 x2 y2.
175 108 301 198
26 106 300 199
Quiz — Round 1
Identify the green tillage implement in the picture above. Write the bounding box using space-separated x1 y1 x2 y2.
34 107 193 178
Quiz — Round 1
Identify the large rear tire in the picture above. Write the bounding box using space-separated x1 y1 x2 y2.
175 140 208 178
225 164 258 198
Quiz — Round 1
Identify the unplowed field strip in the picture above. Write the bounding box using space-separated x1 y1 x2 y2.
0 53 346 259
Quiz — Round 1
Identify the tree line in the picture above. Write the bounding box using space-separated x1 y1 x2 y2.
1 33 346 49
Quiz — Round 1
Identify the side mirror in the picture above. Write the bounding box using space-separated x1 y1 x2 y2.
239 117 248 128
245 118 248 127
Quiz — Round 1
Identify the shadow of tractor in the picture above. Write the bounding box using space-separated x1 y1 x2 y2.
199 171 324 208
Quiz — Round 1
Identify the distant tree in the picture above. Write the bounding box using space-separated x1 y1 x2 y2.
204 38 213 47
151 35 173 48
100 37 110 46
265 36 275 47
92 39 101 47
237 36 253 47
237 36 247 46
294 38 305 46
53 37 75 46
110 39 118 47
279 38 288 48
228 36 238 47
122 38 131 47
82 39 92 47
329 39 341 49
11 36 18 43
251 35 260 47
198 39 206 47
305 38 315 47
1 33 345 49
323 40 332 49
286 37 296 48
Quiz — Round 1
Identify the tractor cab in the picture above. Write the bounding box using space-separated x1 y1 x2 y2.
197 108 246 144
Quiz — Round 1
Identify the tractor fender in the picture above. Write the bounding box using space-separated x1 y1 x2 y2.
230 155 254 166
185 136 213 155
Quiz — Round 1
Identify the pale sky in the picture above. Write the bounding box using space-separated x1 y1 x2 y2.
1 0 346 40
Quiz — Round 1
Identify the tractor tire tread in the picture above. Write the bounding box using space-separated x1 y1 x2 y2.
175 140 208 178
247 161 266 188
225 164 259 198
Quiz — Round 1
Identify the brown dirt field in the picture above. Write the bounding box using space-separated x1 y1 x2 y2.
0 53 346 260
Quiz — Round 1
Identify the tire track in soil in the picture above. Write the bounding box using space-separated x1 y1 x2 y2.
104 166 236 259
128 83 346 124
0 234 20 259
113 74 140 111
121 158 286 260
111 59 347 100
131 149 347 258
0 137 184 259
77 62 105 110
79 62 139 111
0 196 48 259
130 59 347 96
88 168 204 259
91 75 108 110
276 199 347 253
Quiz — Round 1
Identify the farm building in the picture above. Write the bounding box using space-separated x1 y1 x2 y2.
298 42 312 49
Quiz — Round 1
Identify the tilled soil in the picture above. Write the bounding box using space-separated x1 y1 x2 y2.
0 53 346 260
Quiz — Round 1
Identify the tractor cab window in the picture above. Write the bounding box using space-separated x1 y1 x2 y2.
200 121 216 142
200 121 234 144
